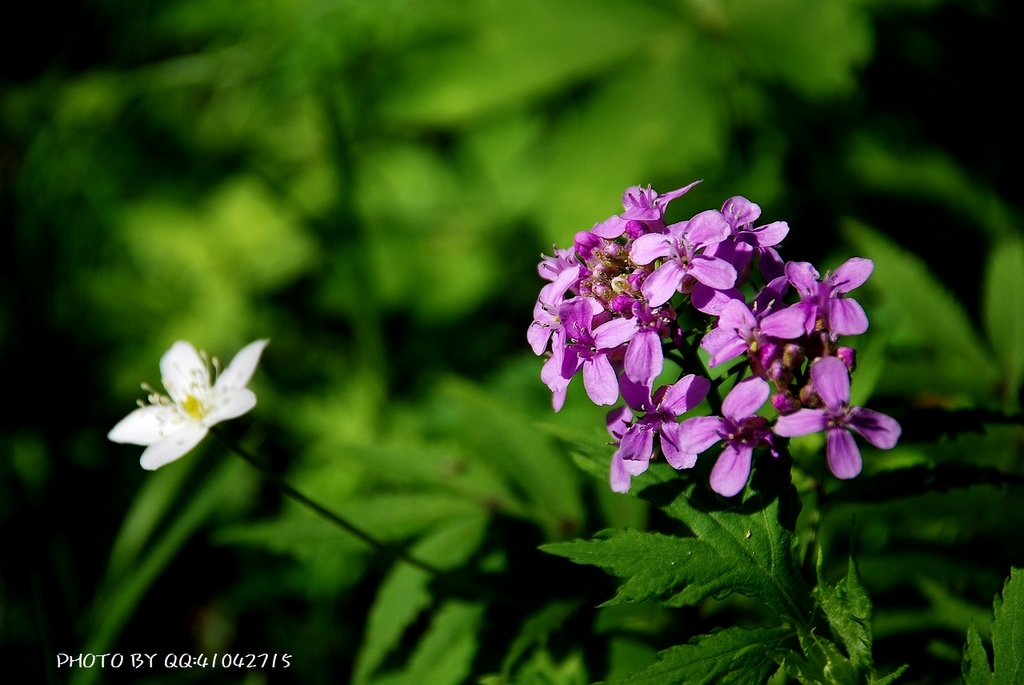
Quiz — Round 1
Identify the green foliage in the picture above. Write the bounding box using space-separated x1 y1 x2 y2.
982 237 1024 410
617 626 792 685
543 465 810 622
5 0 1023 683
962 567 1024 685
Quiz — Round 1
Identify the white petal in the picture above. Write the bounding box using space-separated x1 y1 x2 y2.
206 387 257 424
214 339 268 393
139 424 209 470
160 341 209 403
108 405 173 445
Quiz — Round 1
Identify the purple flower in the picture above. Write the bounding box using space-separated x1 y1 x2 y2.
592 181 702 240
608 374 711 493
559 298 638 406
784 258 874 336
528 266 582 355
707 196 789 283
677 377 775 497
700 286 805 368
622 303 671 386
773 356 901 479
537 246 580 282
631 210 737 307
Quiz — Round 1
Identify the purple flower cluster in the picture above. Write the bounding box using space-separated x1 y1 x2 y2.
529 182 901 496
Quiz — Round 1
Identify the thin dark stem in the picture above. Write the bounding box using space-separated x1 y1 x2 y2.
213 429 515 608
213 429 445 578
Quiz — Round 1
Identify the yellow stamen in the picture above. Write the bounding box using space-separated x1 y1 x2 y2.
180 394 205 420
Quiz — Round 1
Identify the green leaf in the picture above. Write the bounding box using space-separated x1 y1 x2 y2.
401 600 485 685
647 463 811 621
353 516 488 685
828 462 1024 506
844 222 999 402
616 625 792 685
982 236 1024 408
991 568 1024 684
500 600 584 680
961 567 1024 685
814 547 874 675
963 624 992 685
727 0 873 98
381 0 657 125
543 465 810 622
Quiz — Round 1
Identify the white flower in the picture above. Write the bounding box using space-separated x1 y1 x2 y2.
108 339 269 470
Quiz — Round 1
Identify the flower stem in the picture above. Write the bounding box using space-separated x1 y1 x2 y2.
212 429 445 578
211 427 512 602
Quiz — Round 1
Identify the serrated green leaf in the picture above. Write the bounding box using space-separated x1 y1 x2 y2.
961 567 1024 685
544 529 791 612
872 665 909 685
991 567 1024 684
645 463 811 622
815 547 874 673
982 236 1024 408
616 625 792 685
963 624 992 685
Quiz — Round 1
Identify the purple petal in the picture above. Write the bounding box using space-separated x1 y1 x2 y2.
749 221 789 247
593 317 639 350
685 210 731 247
558 298 595 334
610 453 632 493
832 257 873 292
810 357 851 414
758 248 786 281
678 416 725 454
827 298 869 336
721 377 770 421
541 345 570 391
606 406 633 440
582 356 620 405
721 196 761 226
656 180 702 205
592 215 627 239
619 425 655 463
773 408 828 437
688 256 738 291
660 423 697 469
624 328 663 385
826 428 862 479
709 444 753 497
527 321 552 355
759 305 808 339
691 284 742 315
660 374 711 416
619 374 653 412
641 260 685 307
552 386 567 412
785 261 820 297
847 407 902 450
630 233 676 265
701 327 747 368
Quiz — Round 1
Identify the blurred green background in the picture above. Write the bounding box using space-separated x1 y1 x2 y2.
2 0 1021 683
